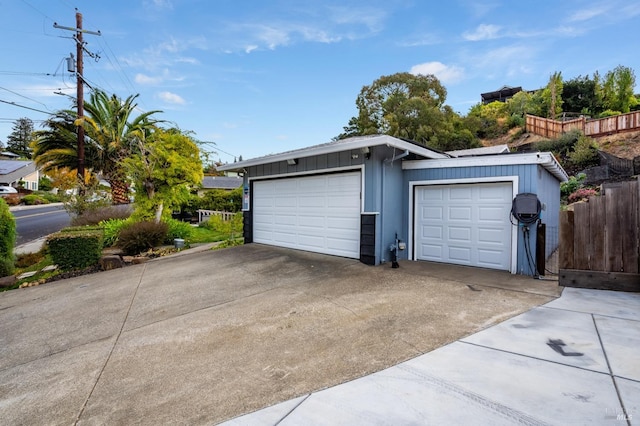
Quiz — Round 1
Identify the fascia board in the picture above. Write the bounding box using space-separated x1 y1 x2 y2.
403 152 569 182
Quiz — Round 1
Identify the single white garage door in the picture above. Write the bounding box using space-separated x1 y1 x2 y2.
253 171 362 258
415 182 513 270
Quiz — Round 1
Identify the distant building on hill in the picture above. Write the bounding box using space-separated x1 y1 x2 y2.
481 86 523 104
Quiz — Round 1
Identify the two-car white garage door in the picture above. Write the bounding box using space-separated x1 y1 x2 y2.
252 172 361 259
414 182 513 271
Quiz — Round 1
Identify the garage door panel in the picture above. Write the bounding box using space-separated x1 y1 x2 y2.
421 225 442 239
478 227 506 245
450 187 473 200
449 206 472 221
448 246 471 263
449 226 471 242
478 206 505 221
420 244 442 259
415 182 512 271
422 206 443 220
253 172 361 259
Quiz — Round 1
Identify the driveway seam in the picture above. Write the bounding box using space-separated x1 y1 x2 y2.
592 314 632 426
73 263 148 425
274 394 311 425
458 340 613 377
541 305 640 322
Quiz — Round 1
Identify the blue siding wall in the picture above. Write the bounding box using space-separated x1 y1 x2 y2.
402 164 554 275
536 165 561 258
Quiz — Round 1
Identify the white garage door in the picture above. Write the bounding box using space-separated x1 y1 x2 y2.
415 182 513 270
253 171 362 258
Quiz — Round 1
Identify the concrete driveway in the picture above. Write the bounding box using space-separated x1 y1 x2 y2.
0 244 558 425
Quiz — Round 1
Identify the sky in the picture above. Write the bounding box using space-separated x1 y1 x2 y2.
0 0 638 164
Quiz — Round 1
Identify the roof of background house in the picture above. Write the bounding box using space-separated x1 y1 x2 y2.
446 145 510 157
0 160 36 185
217 135 448 171
481 86 522 103
201 176 243 190
0 151 20 159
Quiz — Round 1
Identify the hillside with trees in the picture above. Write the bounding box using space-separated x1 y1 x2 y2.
337 65 639 179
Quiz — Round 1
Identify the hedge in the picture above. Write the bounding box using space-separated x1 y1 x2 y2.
47 230 104 270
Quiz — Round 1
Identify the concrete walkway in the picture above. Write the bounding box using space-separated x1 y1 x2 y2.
224 287 640 425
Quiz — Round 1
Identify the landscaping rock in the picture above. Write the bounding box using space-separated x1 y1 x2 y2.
0 275 16 288
16 271 37 280
100 255 125 271
122 256 135 264
131 257 150 265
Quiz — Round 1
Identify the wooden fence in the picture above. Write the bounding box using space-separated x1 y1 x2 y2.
197 209 235 223
559 179 640 291
526 111 640 139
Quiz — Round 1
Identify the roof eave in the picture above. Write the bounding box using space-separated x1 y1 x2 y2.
217 135 447 171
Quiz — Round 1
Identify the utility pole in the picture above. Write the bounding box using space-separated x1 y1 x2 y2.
54 11 100 184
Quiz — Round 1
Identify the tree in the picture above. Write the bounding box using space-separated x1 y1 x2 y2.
125 128 203 222
562 75 600 115
541 72 563 119
337 72 477 150
600 65 638 113
6 117 34 158
33 89 161 204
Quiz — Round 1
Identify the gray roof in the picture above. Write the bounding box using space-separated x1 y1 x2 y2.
217 135 448 171
201 176 243 190
446 145 510 157
0 160 36 185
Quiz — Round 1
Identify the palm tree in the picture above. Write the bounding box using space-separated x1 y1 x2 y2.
33 89 161 204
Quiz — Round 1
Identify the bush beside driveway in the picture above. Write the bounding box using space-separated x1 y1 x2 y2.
0 244 558 425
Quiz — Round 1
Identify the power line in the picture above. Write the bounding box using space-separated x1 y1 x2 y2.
0 99 51 114
0 86 52 110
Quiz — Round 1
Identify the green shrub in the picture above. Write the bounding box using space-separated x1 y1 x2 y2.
0 198 16 254
561 173 586 198
200 212 243 239
163 218 194 243
38 176 53 191
199 187 242 212
38 192 63 203
118 221 169 255
569 135 599 169
47 230 103 270
0 257 14 277
100 218 132 247
21 194 50 205
535 129 581 155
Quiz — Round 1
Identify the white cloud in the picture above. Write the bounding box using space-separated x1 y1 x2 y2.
157 91 186 105
463 24 501 41
135 73 163 85
410 62 465 84
399 33 442 47
567 6 609 22
217 6 386 54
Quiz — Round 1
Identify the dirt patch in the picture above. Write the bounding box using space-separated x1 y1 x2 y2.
595 130 640 159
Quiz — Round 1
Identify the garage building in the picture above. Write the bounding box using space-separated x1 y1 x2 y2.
218 135 567 276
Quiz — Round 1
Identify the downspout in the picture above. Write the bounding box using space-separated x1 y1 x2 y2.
380 149 410 263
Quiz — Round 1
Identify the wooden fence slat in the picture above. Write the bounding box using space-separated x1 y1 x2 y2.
621 181 639 273
589 196 606 272
559 210 574 269
604 186 624 272
573 202 591 270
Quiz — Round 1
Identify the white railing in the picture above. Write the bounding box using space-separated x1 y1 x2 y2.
197 209 235 223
